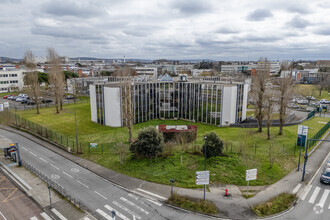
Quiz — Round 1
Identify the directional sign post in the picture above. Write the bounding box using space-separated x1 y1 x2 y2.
297 125 308 171
245 169 257 196
90 143 97 148
196 170 209 200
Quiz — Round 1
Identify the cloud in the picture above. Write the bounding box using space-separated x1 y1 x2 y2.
247 9 273 21
314 28 330 36
215 27 239 34
171 0 211 15
286 16 310 29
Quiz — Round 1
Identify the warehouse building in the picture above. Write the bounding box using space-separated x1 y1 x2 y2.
90 77 248 127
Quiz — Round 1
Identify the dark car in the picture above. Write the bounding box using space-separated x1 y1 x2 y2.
27 100 36 105
7 95 17 100
42 98 52 103
21 97 30 104
320 168 330 184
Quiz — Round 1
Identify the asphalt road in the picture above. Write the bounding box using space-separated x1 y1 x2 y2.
0 169 50 220
0 129 216 220
275 151 330 220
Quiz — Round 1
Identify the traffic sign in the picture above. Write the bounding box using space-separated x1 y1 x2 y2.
298 125 308 136
246 169 257 181
90 143 97 148
3 102 9 108
0 104 3 112
196 170 209 185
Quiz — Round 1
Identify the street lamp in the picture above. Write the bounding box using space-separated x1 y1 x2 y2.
170 178 175 197
48 184 52 209
65 111 79 153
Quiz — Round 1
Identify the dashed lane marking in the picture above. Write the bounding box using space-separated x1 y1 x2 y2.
77 180 89 188
50 164 60 170
0 212 7 220
40 212 52 220
113 201 141 219
22 147 28 151
292 183 302 194
62 171 73 178
301 185 312 201
29 152 37 157
309 187 321 204
30 217 38 220
39 157 48 163
51 208 68 220
137 188 167 200
104 204 130 220
120 197 149 215
94 191 108 200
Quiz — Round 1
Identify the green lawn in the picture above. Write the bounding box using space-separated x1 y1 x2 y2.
294 84 330 100
15 103 329 187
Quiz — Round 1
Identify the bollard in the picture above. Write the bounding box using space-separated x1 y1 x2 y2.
225 189 228 196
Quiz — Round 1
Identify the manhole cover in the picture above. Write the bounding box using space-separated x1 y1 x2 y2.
71 168 79 173
51 174 60 180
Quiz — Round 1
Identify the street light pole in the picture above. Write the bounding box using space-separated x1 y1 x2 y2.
301 140 309 181
74 112 78 153
48 184 52 209
204 136 207 201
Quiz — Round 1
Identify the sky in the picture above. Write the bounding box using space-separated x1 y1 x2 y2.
1 0 330 61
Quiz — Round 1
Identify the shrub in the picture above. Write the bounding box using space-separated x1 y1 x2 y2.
201 132 224 158
130 126 164 158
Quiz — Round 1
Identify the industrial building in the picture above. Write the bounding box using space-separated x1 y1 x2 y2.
90 77 248 127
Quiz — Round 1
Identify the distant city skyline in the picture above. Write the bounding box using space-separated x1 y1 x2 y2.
1 0 330 61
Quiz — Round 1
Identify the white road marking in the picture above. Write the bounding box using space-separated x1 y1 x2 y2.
318 121 326 124
30 152 37 156
82 217 91 220
309 187 321 204
40 212 52 220
62 171 73 178
121 197 149 215
317 189 329 208
104 204 130 220
329 203 330 209
301 185 313 201
113 201 141 219
94 191 108 200
292 183 302 194
51 208 68 220
77 180 89 188
50 164 60 170
128 193 139 200
30 217 38 220
145 198 162 207
0 211 7 220
39 157 48 163
22 147 28 151
137 188 167 200
96 209 112 220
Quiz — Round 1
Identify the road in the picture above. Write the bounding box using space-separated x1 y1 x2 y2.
0 129 215 220
275 152 330 220
0 169 51 220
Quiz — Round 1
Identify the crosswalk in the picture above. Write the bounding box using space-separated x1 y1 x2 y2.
96 192 163 220
298 184 330 210
29 212 52 220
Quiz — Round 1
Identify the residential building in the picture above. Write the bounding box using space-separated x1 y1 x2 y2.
0 65 25 93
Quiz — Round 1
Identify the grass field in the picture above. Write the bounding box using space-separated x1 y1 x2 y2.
294 84 330 100
15 102 329 187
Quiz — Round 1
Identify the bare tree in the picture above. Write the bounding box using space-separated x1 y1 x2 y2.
23 50 41 114
264 94 274 140
252 57 270 132
47 48 65 113
276 67 294 135
317 72 329 97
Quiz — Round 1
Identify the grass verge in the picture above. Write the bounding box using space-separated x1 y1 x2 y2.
252 193 296 217
167 193 218 215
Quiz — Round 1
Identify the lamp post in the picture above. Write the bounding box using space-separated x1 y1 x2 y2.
65 111 79 153
170 178 175 197
203 136 207 200
48 184 52 209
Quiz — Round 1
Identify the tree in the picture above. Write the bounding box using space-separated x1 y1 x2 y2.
38 72 49 84
317 72 330 96
276 63 294 135
23 50 41 114
252 57 270 133
47 48 65 113
201 132 224 158
130 126 164 159
264 94 274 140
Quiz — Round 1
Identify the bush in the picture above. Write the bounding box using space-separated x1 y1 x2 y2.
130 126 164 159
201 132 223 158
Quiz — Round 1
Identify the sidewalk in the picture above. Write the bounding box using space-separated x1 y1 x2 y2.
1 125 329 219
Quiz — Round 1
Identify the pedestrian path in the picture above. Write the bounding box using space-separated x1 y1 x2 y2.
96 192 161 220
294 184 330 211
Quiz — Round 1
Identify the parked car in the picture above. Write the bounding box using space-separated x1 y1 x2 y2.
3 94 14 99
320 99 330 104
297 99 308 105
7 95 16 100
42 98 52 103
15 97 24 102
320 168 330 184
27 100 36 105
66 95 74 99
21 98 29 104
306 96 316 100
324 159 330 171
18 93 28 98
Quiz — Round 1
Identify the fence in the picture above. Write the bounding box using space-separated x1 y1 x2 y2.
308 121 330 148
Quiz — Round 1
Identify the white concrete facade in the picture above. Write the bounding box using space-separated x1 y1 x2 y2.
103 87 122 127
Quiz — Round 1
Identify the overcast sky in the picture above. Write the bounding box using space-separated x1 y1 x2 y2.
1 0 330 61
